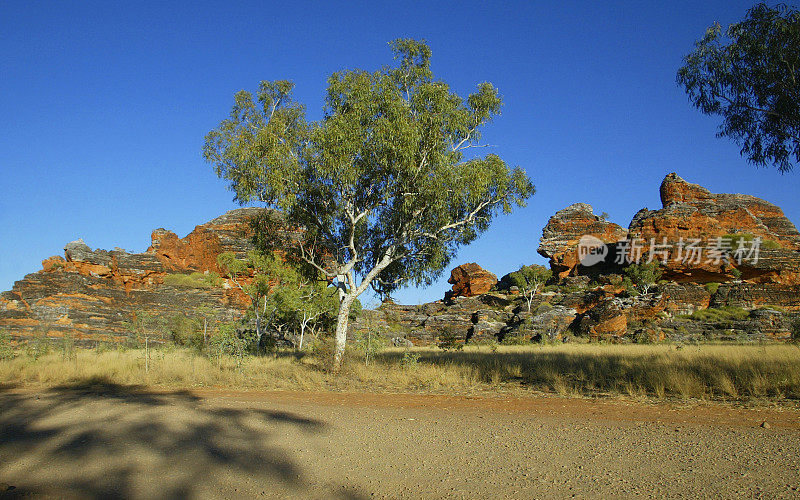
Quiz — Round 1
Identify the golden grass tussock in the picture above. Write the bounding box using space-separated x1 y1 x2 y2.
0 342 798 403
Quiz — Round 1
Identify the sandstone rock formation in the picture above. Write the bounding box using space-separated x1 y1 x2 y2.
538 203 628 278
628 173 800 283
0 209 273 343
446 263 498 298
353 173 800 346
3 173 799 348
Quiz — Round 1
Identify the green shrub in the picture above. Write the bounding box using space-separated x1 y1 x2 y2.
166 315 204 349
623 261 663 294
25 335 52 360
761 239 781 250
437 331 464 351
61 334 76 360
705 282 721 294
163 271 223 289
683 306 749 322
401 350 420 370
721 233 780 251
354 330 388 365
0 331 15 360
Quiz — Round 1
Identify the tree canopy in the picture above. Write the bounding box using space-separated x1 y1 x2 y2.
677 3 800 172
203 39 534 369
507 264 551 312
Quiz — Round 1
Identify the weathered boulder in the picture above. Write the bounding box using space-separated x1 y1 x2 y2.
538 203 628 278
628 173 800 283
578 298 627 340
446 263 498 298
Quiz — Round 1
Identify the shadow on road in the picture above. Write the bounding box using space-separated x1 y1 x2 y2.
0 378 359 499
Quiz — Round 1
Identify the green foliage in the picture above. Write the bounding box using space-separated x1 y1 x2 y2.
730 268 742 280
437 331 464 351
25 335 52 360
354 330 389 365
61 334 76 361
792 318 800 342
500 334 531 346
762 239 781 250
166 315 204 350
756 304 786 313
122 310 159 347
208 322 255 362
217 250 296 344
683 306 750 323
163 272 223 289
0 331 15 360
507 264 551 311
623 261 663 294
204 39 534 366
677 3 800 171
705 282 721 295
401 350 420 370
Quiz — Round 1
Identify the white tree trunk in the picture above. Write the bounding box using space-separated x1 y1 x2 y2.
333 295 354 372
299 317 307 350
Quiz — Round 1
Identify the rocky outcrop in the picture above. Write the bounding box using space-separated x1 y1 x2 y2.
446 263 498 298
0 209 277 343
537 203 627 278
352 173 800 346
628 173 800 283
4 173 799 347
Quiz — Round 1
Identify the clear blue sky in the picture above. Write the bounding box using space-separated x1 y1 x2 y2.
2 0 799 306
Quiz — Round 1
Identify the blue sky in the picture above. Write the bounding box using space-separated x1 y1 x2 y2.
2 0 799 306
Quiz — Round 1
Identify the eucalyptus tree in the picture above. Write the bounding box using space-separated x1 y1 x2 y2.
507 264 552 312
678 3 800 171
217 250 292 349
204 39 534 370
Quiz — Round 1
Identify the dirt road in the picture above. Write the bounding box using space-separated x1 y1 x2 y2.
0 384 798 499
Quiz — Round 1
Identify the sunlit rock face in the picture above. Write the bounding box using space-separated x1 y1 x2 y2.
537 203 628 279
351 174 800 346
628 173 800 283
446 263 498 298
0 208 282 343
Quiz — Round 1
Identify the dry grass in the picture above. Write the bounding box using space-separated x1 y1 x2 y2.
1 343 799 403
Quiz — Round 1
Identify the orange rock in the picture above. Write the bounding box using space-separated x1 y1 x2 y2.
42 256 67 272
537 203 627 278
629 173 800 283
447 263 498 298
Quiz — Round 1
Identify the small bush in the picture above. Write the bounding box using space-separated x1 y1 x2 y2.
501 335 533 346
25 335 52 360
0 331 15 360
437 331 463 351
354 330 388 365
761 239 781 250
166 315 204 349
722 233 780 251
401 350 420 370
705 282 721 294
683 306 749 322
163 272 223 289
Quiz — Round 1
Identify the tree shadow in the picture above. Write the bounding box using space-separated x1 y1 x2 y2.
0 379 362 499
